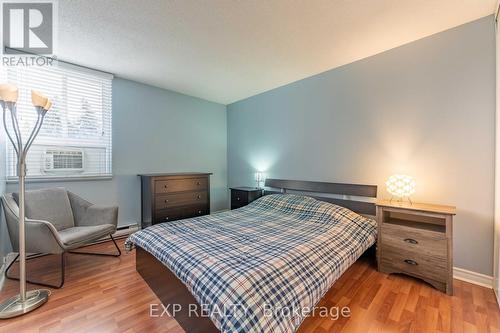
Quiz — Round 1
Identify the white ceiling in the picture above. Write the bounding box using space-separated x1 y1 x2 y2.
58 0 496 105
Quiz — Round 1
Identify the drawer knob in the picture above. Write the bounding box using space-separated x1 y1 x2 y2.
197 195 201 199
404 259 418 266
164 185 168 189
164 199 169 203
197 182 200 185
165 217 169 221
198 210 202 214
404 238 418 245
236 197 240 201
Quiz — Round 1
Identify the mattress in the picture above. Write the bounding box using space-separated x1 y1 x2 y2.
125 194 377 332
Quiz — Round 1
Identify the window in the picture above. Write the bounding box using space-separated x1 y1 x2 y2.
2 63 113 181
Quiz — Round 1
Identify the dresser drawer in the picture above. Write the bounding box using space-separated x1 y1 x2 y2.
155 191 208 209
155 177 208 194
155 204 209 224
182 205 209 219
380 222 447 259
380 244 447 282
155 207 183 223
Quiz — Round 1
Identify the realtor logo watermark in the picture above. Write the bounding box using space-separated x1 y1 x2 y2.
1 0 57 66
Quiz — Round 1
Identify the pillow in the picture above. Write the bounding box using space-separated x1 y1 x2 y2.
248 193 374 226
248 193 323 215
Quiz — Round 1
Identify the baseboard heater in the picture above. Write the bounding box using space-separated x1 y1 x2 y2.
90 223 139 245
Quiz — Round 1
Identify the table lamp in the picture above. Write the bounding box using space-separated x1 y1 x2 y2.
255 172 264 189
386 174 416 204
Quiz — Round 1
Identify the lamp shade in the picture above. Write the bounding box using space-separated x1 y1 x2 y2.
31 90 48 108
0 84 18 103
43 99 52 111
386 174 416 198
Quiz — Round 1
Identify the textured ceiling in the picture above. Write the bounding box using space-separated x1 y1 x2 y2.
58 0 496 104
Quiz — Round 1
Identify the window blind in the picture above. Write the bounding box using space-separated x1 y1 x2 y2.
2 63 113 180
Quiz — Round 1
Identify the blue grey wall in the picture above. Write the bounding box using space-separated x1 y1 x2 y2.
227 16 495 276
5 78 228 228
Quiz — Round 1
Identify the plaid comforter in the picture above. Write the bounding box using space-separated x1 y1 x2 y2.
125 194 377 332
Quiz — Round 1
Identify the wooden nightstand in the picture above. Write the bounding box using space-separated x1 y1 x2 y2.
376 199 456 295
230 187 263 210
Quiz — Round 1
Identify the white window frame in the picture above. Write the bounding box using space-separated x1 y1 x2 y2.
3 62 113 183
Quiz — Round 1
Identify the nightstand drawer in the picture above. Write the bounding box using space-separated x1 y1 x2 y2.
380 244 447 282
231 190 248 204
231 202 247 210
380 222 447 259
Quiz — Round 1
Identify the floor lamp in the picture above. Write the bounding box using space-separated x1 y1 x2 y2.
0 85 53 318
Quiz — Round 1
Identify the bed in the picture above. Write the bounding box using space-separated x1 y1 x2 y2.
125 179 378 333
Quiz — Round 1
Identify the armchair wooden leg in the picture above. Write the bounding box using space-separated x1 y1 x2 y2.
5 252 65 289
68 234 122 257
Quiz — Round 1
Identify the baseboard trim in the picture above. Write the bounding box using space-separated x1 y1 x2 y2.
91 223 139 244
115 224 139 237
453 267 493 288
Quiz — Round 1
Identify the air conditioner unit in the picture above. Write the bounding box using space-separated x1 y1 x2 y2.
43 148 84 173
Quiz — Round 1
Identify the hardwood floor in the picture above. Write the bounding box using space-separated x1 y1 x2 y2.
0 239 498 333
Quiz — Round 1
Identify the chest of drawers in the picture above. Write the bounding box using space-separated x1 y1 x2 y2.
139 173 211 228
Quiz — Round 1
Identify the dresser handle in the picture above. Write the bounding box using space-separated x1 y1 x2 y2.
164 185 168 189
404 238 418 244
236 197 240 201
165 217 169 221
164 199 169 203
404 259 418 266
197 195 201 199
198 210 202 214
197 181 200 185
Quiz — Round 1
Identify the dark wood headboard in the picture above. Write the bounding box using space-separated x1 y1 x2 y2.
264 178 378 215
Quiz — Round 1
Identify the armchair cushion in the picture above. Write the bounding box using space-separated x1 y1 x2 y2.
13 187 75 231
58 224 116 245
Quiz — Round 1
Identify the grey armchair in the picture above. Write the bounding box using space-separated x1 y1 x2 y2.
2 187 120 288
